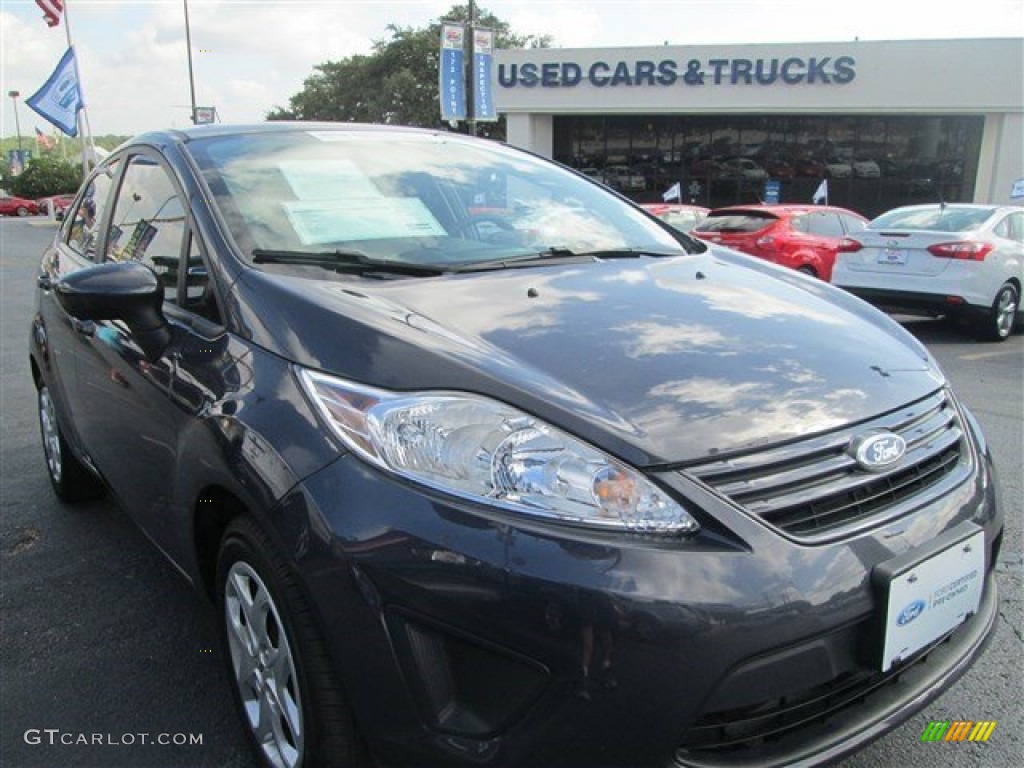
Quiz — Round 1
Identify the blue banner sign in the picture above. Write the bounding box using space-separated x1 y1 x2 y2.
764 180 781 204
473 27 496 122
439 23 467 121
498 56 857 88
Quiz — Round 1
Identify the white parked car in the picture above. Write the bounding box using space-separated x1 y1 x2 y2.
853 158 881 178
833 204 1024 341
718 157 768 180
603 165 646 191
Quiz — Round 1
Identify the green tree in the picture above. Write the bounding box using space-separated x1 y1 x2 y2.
267 4 551 139
6 154 82 199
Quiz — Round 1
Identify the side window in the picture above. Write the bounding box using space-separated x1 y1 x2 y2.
995 213 1024 243
789 215 809 233
1011 213 1024 244
807 212 846 238
181 231 222 324
66 161 119 261
107 156 186 303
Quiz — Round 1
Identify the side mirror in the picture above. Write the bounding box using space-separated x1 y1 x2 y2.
55 261 171 360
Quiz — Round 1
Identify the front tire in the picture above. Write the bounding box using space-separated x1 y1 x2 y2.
976 282 1018 342
216 517 364 768
37 385 104 502
16 206 29 217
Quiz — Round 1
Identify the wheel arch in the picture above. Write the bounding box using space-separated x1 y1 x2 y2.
194 485 249 601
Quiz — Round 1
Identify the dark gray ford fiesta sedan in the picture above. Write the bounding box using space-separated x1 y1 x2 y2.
29 123 1002 768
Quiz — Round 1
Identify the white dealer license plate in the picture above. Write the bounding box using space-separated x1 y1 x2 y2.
877 527 985 672
877 248 907 265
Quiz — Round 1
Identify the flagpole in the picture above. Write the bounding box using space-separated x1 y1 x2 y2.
61 0 95 178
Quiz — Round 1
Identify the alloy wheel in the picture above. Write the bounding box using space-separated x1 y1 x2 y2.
224 561 304 768
39 388 63 484
994 285 1018 339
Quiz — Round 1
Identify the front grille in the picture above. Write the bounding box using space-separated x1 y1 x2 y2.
684 390 968 540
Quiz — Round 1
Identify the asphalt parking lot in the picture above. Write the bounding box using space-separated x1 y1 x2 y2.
1 216 1021 768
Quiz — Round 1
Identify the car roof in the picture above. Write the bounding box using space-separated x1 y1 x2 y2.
876 203 1008 214
706 204 864 217
641 203 709 213
130 121 459 146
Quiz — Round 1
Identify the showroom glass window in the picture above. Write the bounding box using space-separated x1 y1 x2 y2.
66 160 120 261
553 114 985 218
106 156 187 303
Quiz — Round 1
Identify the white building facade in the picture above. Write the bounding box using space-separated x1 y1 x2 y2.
495 38 1023 216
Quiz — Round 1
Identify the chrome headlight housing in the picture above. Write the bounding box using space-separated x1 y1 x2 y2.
298 369 699 535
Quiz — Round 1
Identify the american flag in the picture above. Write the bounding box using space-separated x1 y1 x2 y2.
35 126 56 150
35 0 64 28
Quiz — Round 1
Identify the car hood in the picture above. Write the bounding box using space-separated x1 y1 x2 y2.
237 250 944 467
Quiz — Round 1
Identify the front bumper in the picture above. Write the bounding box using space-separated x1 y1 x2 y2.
280 433 1002 768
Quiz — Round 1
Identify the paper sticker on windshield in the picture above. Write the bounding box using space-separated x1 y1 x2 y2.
279 160 380 201
283 198 446 244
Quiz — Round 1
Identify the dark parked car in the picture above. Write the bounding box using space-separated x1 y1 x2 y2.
30 123 1002 768
693 203 869 281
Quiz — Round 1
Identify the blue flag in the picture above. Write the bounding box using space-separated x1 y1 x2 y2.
27 47 83 137
439 23 466 121
472 28 496 122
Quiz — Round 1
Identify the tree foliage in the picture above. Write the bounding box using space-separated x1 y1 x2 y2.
3 154 82 199
267 4 551 138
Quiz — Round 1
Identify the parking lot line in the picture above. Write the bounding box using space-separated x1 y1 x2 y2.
959 349 1023 361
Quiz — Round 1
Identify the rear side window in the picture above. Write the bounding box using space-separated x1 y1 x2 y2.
805 212 845 238
869 206 996 232
994 212 1024 243
839 214 867 234
66 161 119 261
698 212 778 233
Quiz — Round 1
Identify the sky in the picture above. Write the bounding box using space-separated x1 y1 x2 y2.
1 0 1022 139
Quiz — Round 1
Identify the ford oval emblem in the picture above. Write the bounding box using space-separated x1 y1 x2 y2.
851 432 906 472
897 599 926 626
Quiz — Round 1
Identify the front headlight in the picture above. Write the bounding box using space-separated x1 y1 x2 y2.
298 369 699 535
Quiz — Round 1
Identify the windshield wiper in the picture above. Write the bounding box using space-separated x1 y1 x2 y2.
251 249 446 277
450 247 678 273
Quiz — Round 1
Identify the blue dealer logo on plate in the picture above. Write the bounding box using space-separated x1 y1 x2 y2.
897 599 926 626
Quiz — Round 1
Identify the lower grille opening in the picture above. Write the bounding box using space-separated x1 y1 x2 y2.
679 633 952 754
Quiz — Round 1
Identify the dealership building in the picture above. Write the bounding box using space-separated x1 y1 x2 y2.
494 38 1023 216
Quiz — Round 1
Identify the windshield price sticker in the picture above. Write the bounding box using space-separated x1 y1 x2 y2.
880 529 984 672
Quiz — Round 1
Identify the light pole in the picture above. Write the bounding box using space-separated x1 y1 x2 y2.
466 0 476 136
8 90 23 153
183 0 198 124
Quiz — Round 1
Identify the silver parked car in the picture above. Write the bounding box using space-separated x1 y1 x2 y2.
833 204 1024 341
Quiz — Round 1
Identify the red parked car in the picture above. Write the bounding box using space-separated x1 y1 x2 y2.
641 203 709 233
36 194 76 218
692 204 868 281
0 192 39 217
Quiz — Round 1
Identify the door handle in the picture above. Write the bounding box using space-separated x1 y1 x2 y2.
37 274 53 291
72 319 95 337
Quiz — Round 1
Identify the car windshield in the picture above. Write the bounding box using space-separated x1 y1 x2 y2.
868 206 997 233
696 211 777 233
186 129 687 269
